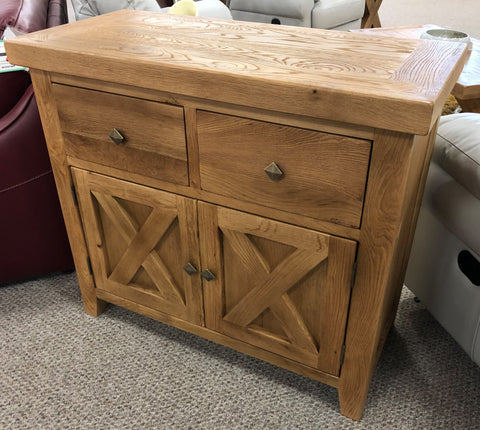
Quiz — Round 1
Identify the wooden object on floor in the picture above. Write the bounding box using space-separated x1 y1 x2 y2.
5 11 467 420
354 24 480 113
361 0 383 28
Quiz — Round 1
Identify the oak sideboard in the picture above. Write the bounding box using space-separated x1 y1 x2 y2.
6 11 468 419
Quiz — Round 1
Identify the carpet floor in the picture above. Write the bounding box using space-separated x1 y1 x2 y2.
380 0 480 38
1 272 479 429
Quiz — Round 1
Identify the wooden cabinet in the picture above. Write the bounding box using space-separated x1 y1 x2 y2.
6 11 467 420
73 167 356 376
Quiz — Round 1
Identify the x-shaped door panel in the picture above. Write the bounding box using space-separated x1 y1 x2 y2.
199 203 356 375
73 169 203 325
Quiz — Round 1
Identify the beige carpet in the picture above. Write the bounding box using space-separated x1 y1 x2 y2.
380 0 480 38
1 272 479 429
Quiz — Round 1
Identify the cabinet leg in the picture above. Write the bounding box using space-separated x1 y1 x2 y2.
337 377 370 421
83 296 107 317
75 267 107 317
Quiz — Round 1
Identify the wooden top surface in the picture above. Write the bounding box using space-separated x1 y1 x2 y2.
5 11 469 135
355 24 480 99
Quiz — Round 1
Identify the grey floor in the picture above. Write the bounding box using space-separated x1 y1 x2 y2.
1 273 479 429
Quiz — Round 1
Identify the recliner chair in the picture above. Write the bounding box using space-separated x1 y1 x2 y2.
227 0 365 31
405 113 480 367
0 0 74 284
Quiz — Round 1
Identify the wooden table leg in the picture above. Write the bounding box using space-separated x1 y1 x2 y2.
362 0 383 29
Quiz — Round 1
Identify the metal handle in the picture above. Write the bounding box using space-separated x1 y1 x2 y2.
264 162 284 181
109 128 127 145
200 269 216 281
183 262 198 276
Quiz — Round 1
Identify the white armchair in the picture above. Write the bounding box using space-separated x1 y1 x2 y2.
227 0 365 31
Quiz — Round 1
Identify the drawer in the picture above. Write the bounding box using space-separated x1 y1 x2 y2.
53 84 188 185
197 111 371 228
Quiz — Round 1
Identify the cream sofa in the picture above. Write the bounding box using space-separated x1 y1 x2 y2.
405 113 480 367
227 0 365 30
72 0 232 20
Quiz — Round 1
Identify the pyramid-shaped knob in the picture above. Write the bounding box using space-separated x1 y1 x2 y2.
183 262 198 276
109 128 126 145
264 162 284 181
200 269 216 282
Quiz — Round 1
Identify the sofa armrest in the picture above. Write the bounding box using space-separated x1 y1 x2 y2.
0 86 53 193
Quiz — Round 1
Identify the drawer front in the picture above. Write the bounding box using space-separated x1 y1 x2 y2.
53 84 188 185
197 111 371 228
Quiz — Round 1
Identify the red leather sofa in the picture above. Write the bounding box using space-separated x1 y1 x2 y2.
0 0 73 284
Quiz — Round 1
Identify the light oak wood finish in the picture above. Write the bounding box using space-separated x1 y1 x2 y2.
197 111 371 228
354 25 480 113
29 70 106 316
199 203 356 375
6 12 467 420
53 84 188 184
6 11 468 134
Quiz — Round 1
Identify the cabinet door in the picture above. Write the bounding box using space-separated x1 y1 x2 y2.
72 169 203 325
199 203 356 375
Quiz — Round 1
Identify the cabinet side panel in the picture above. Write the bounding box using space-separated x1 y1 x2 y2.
338 129 429 420
30 70 105 316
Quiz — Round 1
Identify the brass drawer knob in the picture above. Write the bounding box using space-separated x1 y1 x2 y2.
183 262 198 276
109 128 126 145
264 162 284 181
200 269 216 281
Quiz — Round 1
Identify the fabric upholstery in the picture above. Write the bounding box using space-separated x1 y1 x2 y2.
433 113 480 200
311 0 364 29
72 0 162 20
229 0 314 19
72 0 231 21
405 113 480 367
229 0 364 30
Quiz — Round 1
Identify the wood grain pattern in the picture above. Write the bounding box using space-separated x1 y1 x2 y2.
362 0 382 29
354 25 480 112
197 111 371 228
337 130 418 420
53 84 188 185
51 72 376 140
73 169 203 324
29 70 106 316
6 11 468 134
200 203 355 375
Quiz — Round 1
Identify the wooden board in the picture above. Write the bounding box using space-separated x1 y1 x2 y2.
5 10 468 134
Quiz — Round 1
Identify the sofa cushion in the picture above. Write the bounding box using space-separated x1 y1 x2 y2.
433 113 480 200
229 0 314 20
312 0 364 29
